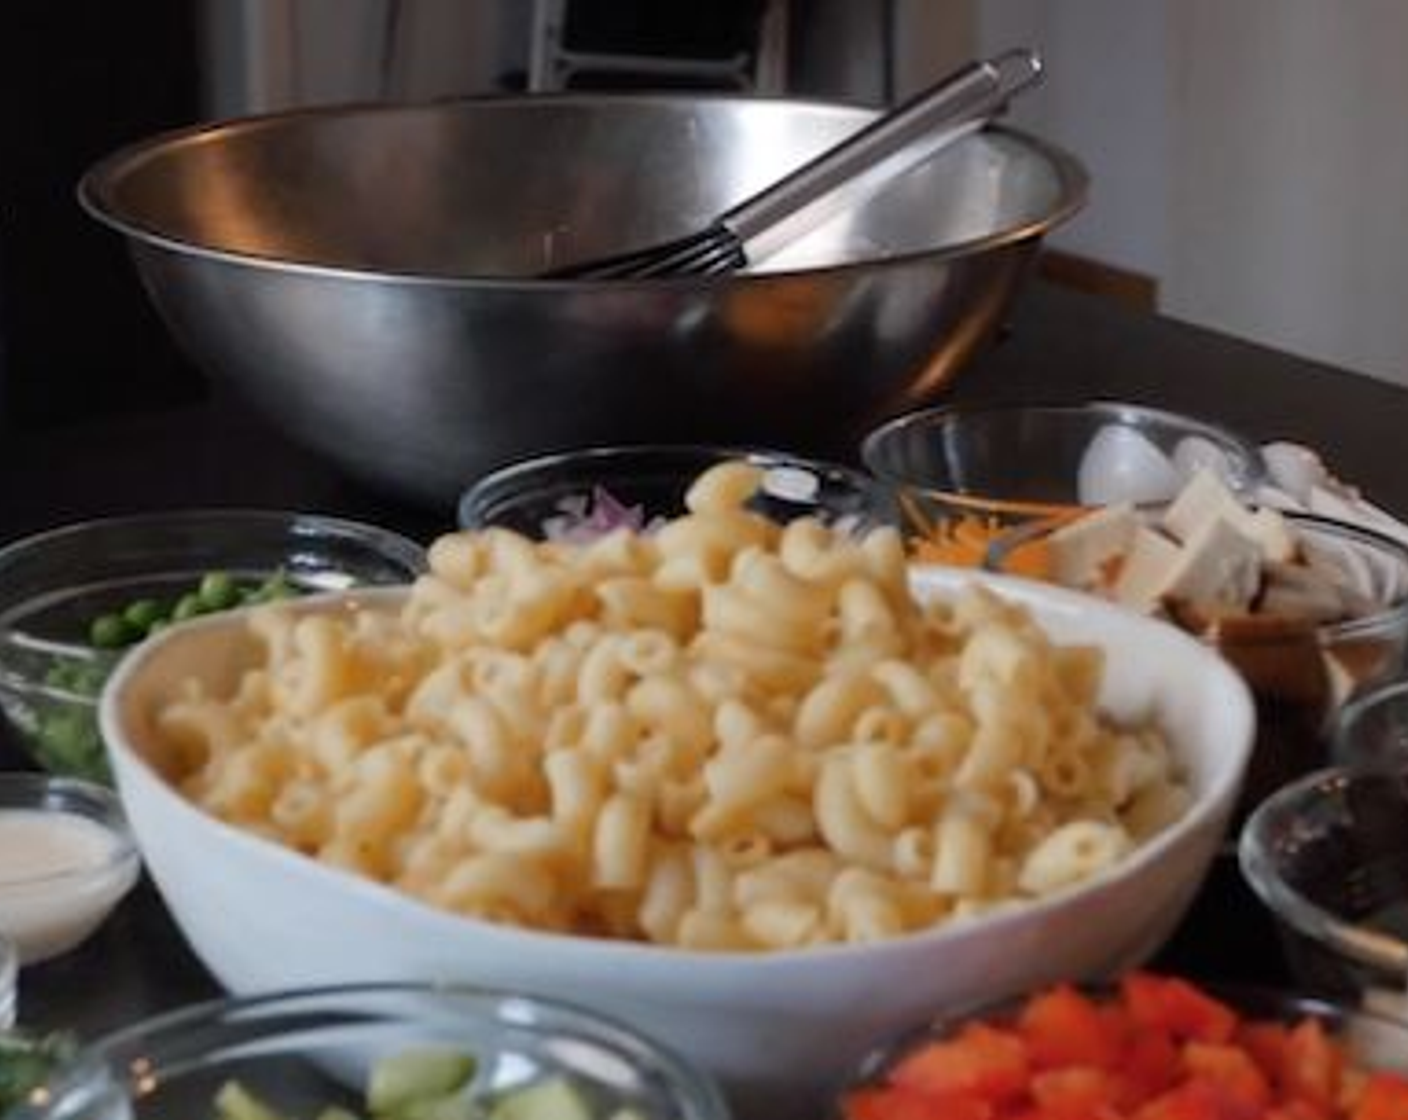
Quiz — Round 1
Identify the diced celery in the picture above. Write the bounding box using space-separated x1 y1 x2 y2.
215 1080 290 1120
393 1091 486 1120
488 1078 593 1120
367 1048 477 1115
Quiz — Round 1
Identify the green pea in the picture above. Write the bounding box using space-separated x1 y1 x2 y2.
172 592 206 622
267 571 297 599
30 705 109 783
89 613 137 649
73 662 109 697
123 598 166 634
198 571 240 611
247 570 297 604
43 662 79 692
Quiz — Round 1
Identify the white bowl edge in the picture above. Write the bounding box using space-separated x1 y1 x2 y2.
98 570 1256 1104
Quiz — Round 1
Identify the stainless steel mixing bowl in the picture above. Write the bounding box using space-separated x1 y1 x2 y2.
79 94 1086 509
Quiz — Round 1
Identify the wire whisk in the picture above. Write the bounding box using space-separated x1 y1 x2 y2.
544 48 1044 282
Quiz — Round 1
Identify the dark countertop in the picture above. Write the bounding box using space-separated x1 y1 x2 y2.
5 281 1406 537
3 278 1405 1087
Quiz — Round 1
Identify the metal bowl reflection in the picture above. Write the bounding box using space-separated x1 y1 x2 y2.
79 94 1085 508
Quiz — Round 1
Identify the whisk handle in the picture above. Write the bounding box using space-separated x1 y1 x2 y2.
721 48 1044 249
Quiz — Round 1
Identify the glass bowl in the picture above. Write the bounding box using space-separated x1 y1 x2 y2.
0 510 426 784
1331 676 1408 771
860 401 1263 561
1241 766 1408 1013
987 510 1408 821
14 982 729 1120
0 1030 79 1116
457 444 896 539
0 773 141 965
0 933 14 1027
835 976 1408 1119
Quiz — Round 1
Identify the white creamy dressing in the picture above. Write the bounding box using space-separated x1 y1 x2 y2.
0 810 116 883
0 809 135 964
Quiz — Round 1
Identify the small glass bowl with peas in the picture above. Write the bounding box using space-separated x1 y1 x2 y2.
0 510 426 783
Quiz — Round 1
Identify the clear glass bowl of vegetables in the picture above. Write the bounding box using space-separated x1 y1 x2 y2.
9 982 727 1120
0 510 426 784
835 972 1408 1120
457 444 897 541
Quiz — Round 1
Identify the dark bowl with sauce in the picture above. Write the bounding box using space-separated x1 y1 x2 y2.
1240 765 1408 1009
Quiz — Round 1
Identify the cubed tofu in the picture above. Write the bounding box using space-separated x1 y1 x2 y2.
1112 525 1183 613
1162 468 1247 544
1046 503 1138 589
1259 561 1348 624
1160 515 1263 612
1162 466 1296 563
1245 508 1298 564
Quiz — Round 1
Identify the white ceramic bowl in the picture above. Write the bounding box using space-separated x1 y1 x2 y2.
98 570 1254 1119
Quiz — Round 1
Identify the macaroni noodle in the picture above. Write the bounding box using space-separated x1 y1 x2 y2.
150 461 1188 950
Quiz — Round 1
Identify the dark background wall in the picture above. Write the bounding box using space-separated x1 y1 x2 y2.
1 2 203 433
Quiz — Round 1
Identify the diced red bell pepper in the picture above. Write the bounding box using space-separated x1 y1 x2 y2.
1352 1073 1408 1120
844 1083 994 1120
1265 1102 1332 1120
1282 1018 1343 1110
1122 973 1238 1044
1020 984 1127 1070
890 1023 1031 1105
1132 1081 1252 1120
1235 1021 1290 1085
1031 1065 1123 1119
1183 1042 1272 1112
1120 1026 1183 1106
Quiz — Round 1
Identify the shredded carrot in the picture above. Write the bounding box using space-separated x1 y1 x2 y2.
910 514 1054 580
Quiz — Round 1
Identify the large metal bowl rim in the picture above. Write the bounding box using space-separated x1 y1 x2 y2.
77 91 1088 290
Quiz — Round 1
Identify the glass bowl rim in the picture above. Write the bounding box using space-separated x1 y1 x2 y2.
1332 676 1408 766
0 508 427 701
0 635 115 708
458 442 888 529
0 931 15 1026
983 508 1408 641
859 399 1267 495
0 508 427 579
0 773 139 891
1238 764 1408 982
24 979 730 1120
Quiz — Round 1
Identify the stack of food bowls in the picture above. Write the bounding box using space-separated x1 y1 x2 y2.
864 401 1408 821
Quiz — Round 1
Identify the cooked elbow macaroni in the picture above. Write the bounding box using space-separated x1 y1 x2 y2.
154 462 1188 950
